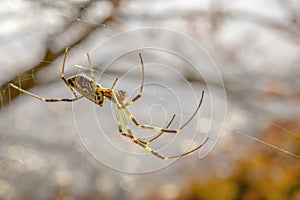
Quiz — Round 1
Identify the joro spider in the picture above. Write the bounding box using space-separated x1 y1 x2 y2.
10 47 208 160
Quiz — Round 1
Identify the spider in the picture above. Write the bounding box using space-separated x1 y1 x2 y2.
10 47 208 160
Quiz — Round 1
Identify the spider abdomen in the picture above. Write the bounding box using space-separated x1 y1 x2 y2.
68 73 104 104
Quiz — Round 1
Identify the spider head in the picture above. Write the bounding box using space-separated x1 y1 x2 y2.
115 90 128 105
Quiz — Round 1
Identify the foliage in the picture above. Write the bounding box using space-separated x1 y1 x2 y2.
177 119 300 200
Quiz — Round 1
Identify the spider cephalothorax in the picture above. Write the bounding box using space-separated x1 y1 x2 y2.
10 47 208 160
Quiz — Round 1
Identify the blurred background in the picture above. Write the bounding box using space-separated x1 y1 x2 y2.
1 0 300 199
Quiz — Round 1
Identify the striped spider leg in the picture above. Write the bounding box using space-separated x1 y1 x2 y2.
10 47 84 102
10 47 208 160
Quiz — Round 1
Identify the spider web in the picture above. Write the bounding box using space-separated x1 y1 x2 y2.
1 0 299 159
1 0 300 198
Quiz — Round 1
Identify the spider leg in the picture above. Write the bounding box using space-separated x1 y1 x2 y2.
61 47 80 98
111 78 119 90
10 47 84 102
143 114 176 145
9 83 83 102
115 104 125 133
123 53 144 107
115 104 209 160
86 52 97 91
123 90 204 134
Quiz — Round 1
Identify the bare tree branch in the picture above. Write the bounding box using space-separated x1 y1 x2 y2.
0 0 119 109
